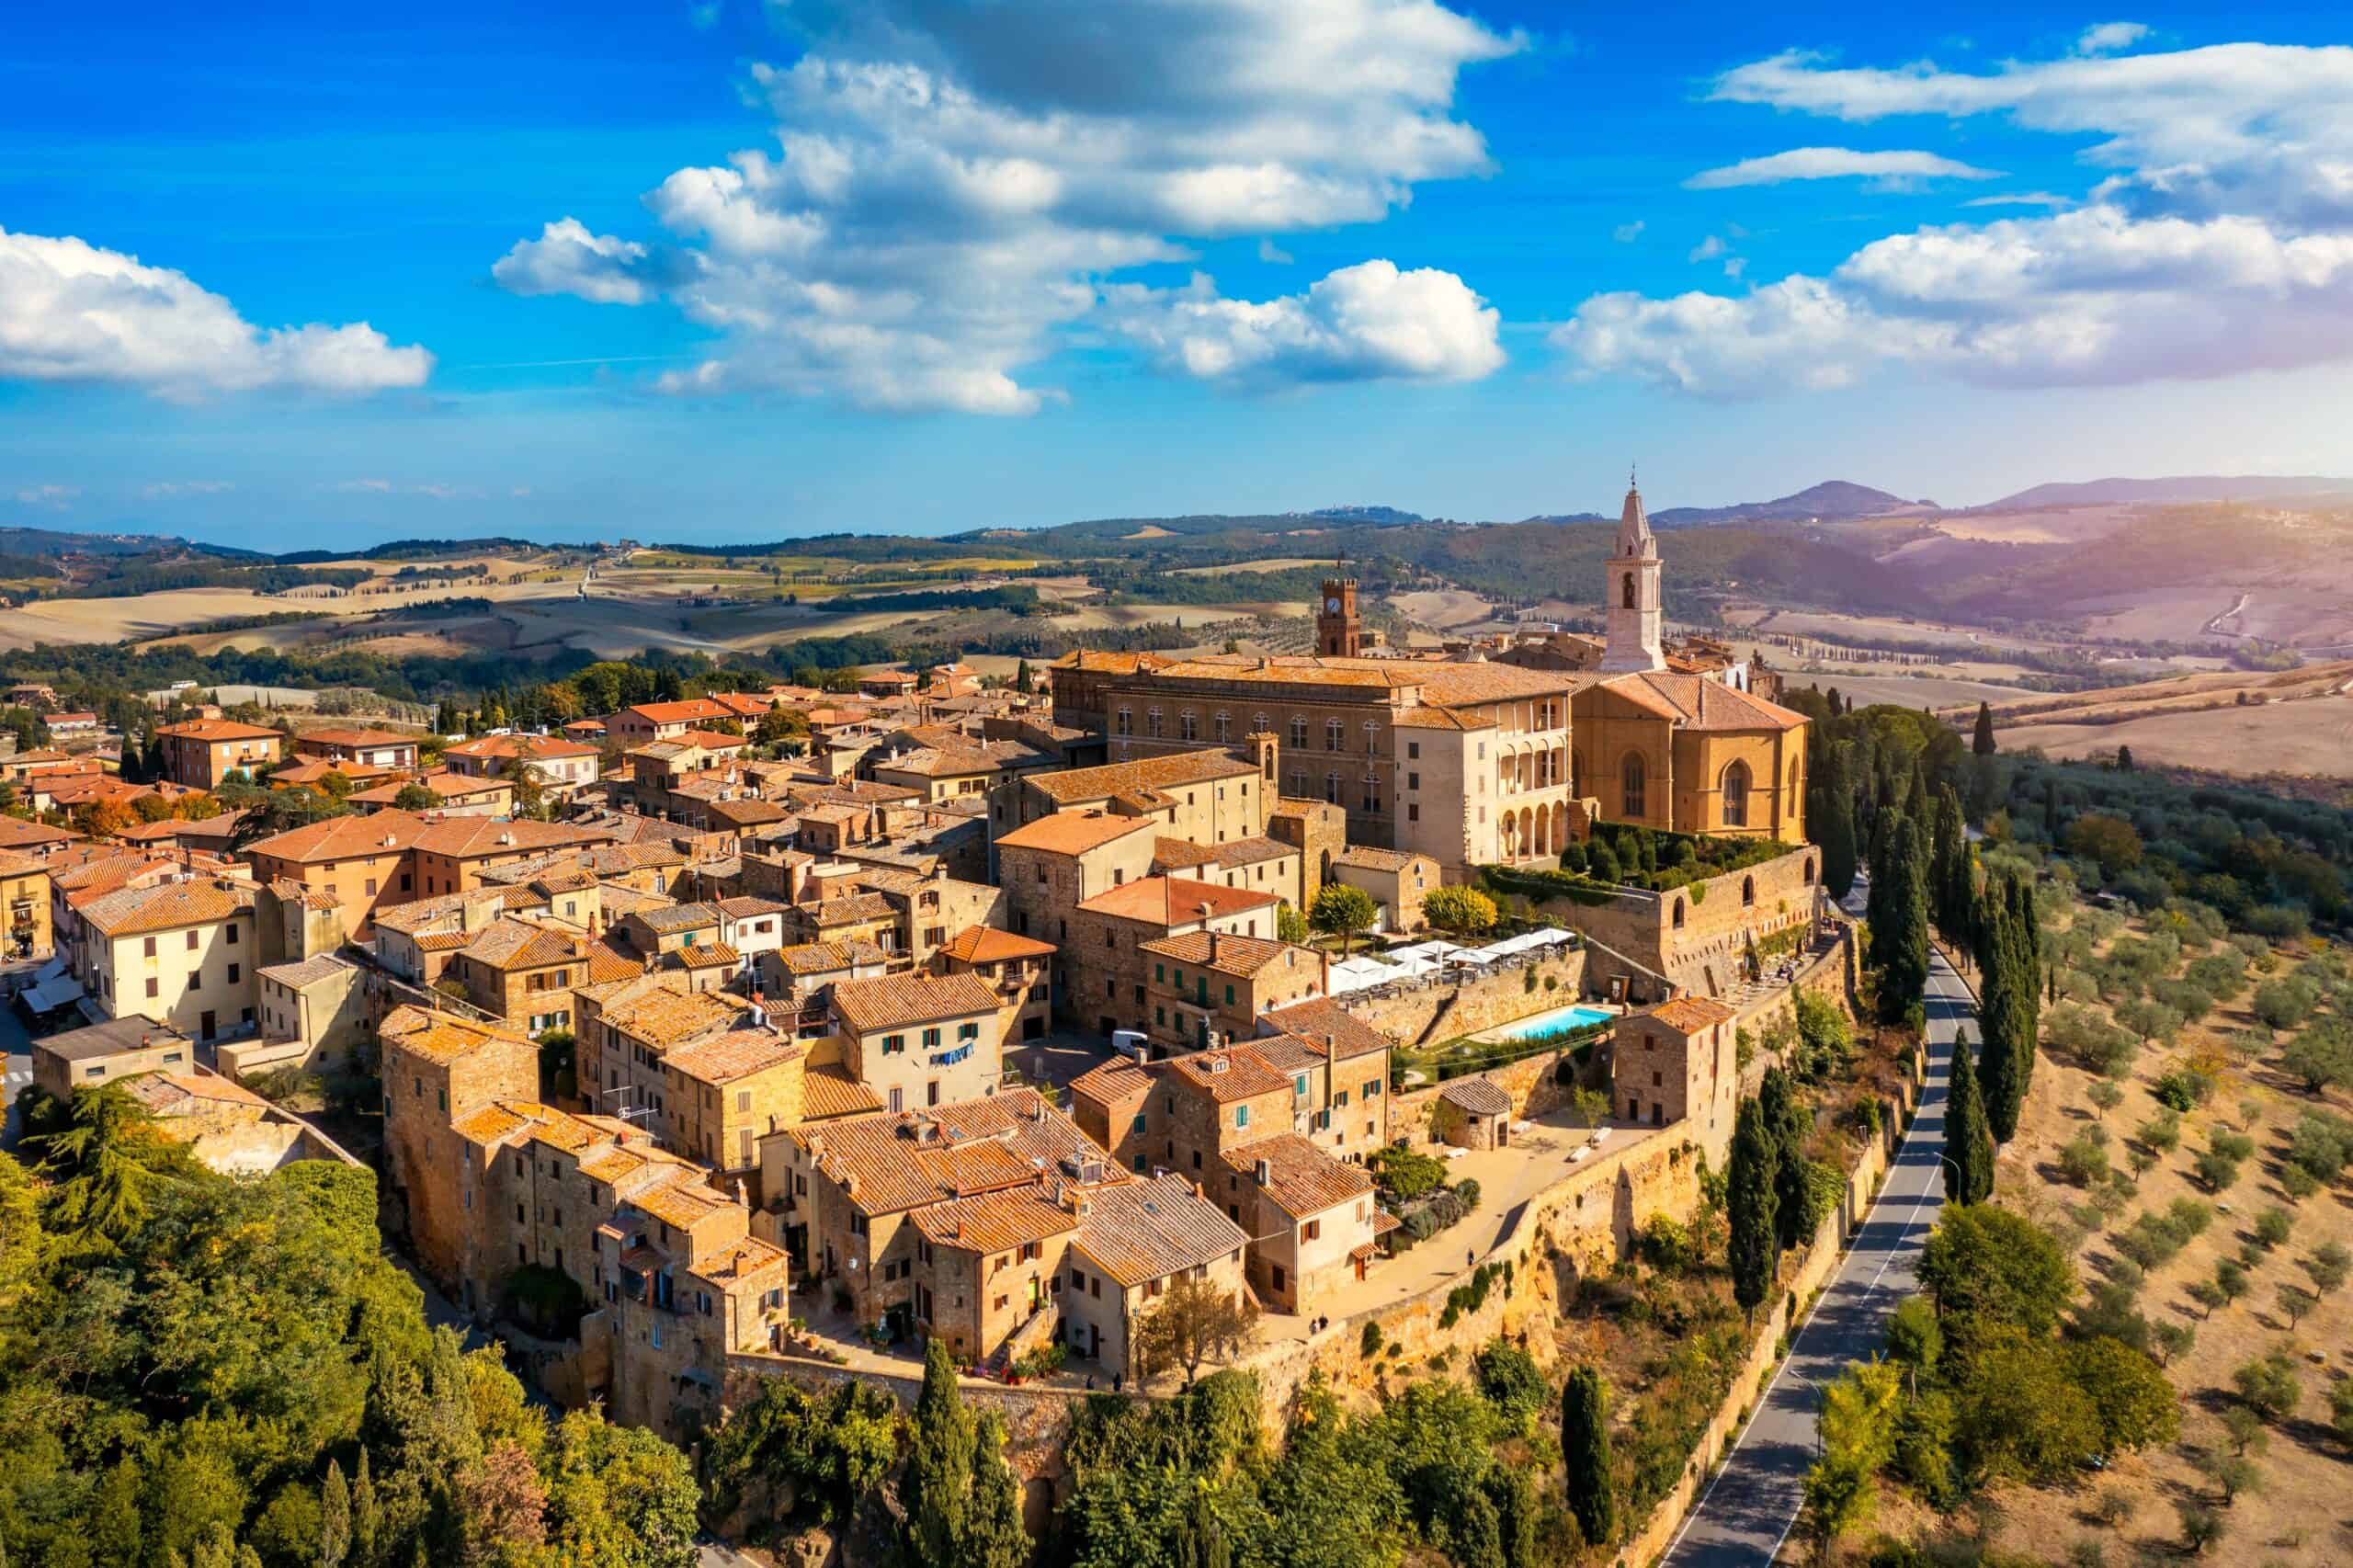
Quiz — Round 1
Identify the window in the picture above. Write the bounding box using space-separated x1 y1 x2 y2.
1360 775 1380 812
146 977 159 998
143 936 156 958
1621 572 1636 608
1364 722 1378 753
187 971 201 992
1146 708 1164 738
1235 1105 1250 1129
1324 773 1340 805
1621 753 1646 817
889 1087 904 1114
883 1033 906 1054
1325 720 1342 752
225 924 238 945
1213 712 1230 742
1407 771 1419 791
958 1020 979 1040
226 963 239 984
1407 804 1419 823
364 878 378 896
1290 716 1307 748
1303 1219 1321 1241
1179 710 1198 742
1721 761 1751 828
1116 708 1132 736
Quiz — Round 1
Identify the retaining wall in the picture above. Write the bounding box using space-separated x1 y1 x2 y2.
1339 947 1589 1049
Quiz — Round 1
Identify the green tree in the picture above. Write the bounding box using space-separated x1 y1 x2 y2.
392 783 443 812
1943 1034 1995 1205
1729 1097 1779 1324
31 1081 198 1251
1275 903 1309 944
1131 1272 1260 1384
2066 1336 2181 1453
1972 701 1996 757
1920 1204 2075 1352
1308 882 1379 958
1758 1066 1813 1253
1560 1364 1615 1548
903 1340 1030 1568
1420 884 1498 938
1871 813 1931 1023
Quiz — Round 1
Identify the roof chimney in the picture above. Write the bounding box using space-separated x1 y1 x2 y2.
1254 1157 1271 1185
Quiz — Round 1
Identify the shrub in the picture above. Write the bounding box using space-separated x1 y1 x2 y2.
1638 1214 1691 1274
1473 1340 1549 1436
2252 1207 2293 1250
1360 1320 1383 1358
2058 1129 2111 1187
2233 1351 2302 1422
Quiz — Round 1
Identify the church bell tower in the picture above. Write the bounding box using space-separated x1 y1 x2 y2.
1600 472 1665 673
1317 577 1361 658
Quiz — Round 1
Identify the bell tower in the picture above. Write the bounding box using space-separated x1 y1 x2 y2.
1317 577 1361 659
1600 472 1665 673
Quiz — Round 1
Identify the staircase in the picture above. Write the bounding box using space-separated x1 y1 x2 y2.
984 1300 1063 1380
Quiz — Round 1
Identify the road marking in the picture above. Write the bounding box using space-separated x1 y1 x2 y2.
1663 956 1964 1565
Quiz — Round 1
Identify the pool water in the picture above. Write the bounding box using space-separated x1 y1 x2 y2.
1484 1002 1612 1042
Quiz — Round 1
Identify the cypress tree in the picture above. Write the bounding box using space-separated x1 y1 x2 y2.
1561 1364 1617 1547
322 1460 352 1568
2006 872 2042 1109
962 1412 1033 1568
1973 881 2022 1142
1945 1031 1995 1202
1729 1098 1779 1324
1759 1066 1813 1253
1972 701 1996 756
904 1341 974 1567
1813 744 1859 900
1873 815 1931 1024
1928 786 1968 948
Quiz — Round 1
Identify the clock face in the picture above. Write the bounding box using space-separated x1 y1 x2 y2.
1325 597 1341 613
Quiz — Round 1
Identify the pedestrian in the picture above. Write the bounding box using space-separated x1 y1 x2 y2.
1113 1373 1124 1392
1466 1247 1474 1269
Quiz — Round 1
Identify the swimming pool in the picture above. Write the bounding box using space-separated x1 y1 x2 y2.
1483 1002 1613 1043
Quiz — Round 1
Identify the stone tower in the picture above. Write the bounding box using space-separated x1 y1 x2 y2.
1316 577 1361 658
1600 476 1665 673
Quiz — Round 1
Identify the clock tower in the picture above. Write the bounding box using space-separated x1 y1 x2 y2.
1600 474 1665 673
1317 577 1361 658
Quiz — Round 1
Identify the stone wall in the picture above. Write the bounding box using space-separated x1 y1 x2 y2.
1515 845 1824 1001
1387 1046 1579 1150
1337 947 1588 1052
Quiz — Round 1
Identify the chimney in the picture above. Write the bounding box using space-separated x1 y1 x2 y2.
1254 1157 1271 1185
1208 930 1221 965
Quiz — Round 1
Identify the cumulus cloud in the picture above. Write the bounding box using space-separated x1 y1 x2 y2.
12 485 77 508
1684 146 2002 189
141 481 235 499
1962 191 2075 209
494 0 1519 412
1554 40 2353 393
1689 234 1728 262
2075 21 2150 56
1257 237 1295 265
1103 259 1503 385
1612 220 1645 242
0 228 430 397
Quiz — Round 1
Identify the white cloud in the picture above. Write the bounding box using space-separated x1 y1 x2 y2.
494 0 1520 412
1556 40 2353 394
2075 22 2150 56
141 481 235 499
1961 191 2075 209
330 478 483 500
1613 220 1645 243
1689 235 1728 262
1103 259 1504 385
1722 256 1747 279
334 479 394 494
12 485 77 508
1257 237 1295 265
1684 146 2002 189
0 227 430 397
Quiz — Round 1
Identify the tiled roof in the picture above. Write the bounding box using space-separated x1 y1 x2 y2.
1644 996 1738 1033
1157 1044 1291 1103
349 771 508 805
1211 835 1292 868
631 1176 737 1232
158 719 280 741
445 733 600 762
1077 875 1279 926
1334 846 1424 872
1222 1132 1373 1216
770 939 886 976
993 810 1156 856
796 1089 1106 1215
299 727 414 748
1151 836 1218 869
800 1065 884 1120
1598 672 1807 732
619 699 734 725
676 728 749 750
78 879 253 937
830 971 1001 1034
380 1005 535 1067
1259 998 1394 1061
259 953 354 989
936 926 1055 964
802 892 895 926
676 941 739 968
910 1185 1081 1254
1439 1077 1513 1116
0 816 80 849
1068 1056 1154 1110
718 895 789 919
413 931 471 953
1138 929 1307 979
244 811 426 865
0 846 45 879
413 816 614 859
586 941 644 984
601 985 751 1048
691 1234 792 1291
462 917 584 971
1074 1175 1250 1288
1027 750 1258 805
665 1028 801 1085
631 901 722 933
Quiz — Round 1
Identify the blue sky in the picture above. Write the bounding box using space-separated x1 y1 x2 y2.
6 1 2353 549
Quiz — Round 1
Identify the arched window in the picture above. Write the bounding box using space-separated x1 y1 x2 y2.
1742 875 1756 907
1254 713 1269 735
1324 772 1341 805
1621 573 1636 609
1621 753 1646 818
1790 761 1801 801
1672 897 1686 929
1290 716 1307 748
1213 711 1230 742
1146 708 1164 738
1179 710 1199 742
1115 707 1132 736
1804 857 1816 884
1325 719 1343 752
1721 761 1751 828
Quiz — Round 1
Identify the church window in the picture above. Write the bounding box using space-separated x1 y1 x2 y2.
1290 717 1308 748
1147 708 1164 738
1214 711 1230 742
1721 761 1751 828
1621 574 1636 609
1325 720 1343 752
1324 773 1341 806
1621 753 1646 817
1179 710 1198 742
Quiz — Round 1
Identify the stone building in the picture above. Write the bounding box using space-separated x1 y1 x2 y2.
1328 846 1439 933
1063 876 1285 1040
825 971 1006 1113
77 879 258 1044
1134 929 1329 1052
155 719 282 789
1058 1173 1252 1377
1610 994 1740 1165
932 925 1055 1043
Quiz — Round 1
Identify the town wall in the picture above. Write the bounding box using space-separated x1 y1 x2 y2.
1386 1046 1579 1150
1510 845 1822 1001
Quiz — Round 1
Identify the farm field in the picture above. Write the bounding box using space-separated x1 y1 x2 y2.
1779 670 2035 710
1963 907 2353 1568
2000 693 2353 778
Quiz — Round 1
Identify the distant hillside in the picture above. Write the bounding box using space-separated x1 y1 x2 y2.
1308 505 1427 525
1650 480 1936 528
1981 475 2353 510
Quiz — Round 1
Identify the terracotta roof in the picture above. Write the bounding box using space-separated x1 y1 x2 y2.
348 772 508 805
631 901 722 934
665 1028 801 1085
1258 998 1395 1061
1139 929 1309 980
800 1065 885 1120
1211 835 1292 868
413 816 614 859
802 892 895 926
795 1089 1106 1215
631 1177 738 1232
600 985 752 1048
586 941 643 983
157 719 280 742
1157 1044 1291 1103
831 971 1001 1034
619 699 735 726
299 727 414 748
676 728 749 750
380 1005 535 1067
1074 1175 1250 1288
462 917 585 971
1027 750 1258 805
1151 836 1218 869
413 931 470 953
1222 1132 1373 1216
1439 1077 1513 1116
936 926 1055 964
78 879 253 937
1334 846 1425 873
995 810 1158 857
676 941 740 968
691 1234 792 1292
127 1071 270 1116
244 811 426 865
1077 875 1280 926
259 953 354 989
0 846 44 879
444 733 600 763
1068 1057 1154 1110
718 895 789 919
909 1185 1082 1254
770 939 886 976
1598 671 1806 733
1644 996 1739 1033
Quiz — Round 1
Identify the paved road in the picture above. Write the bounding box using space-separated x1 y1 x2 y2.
1662 935 1969 1567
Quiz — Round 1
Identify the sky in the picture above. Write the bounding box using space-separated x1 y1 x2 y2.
7 1 2353 550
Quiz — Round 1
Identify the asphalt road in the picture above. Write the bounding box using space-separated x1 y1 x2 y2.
1661 932 1968 1567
